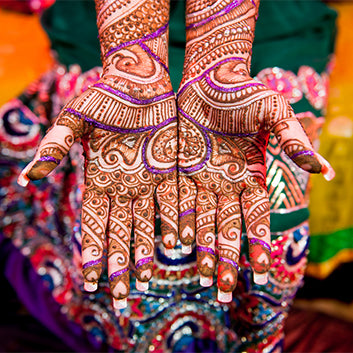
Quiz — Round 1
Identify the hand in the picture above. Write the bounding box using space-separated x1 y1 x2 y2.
18 0 178 310
178 0 334 303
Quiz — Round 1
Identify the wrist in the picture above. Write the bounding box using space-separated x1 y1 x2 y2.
97 71 174 102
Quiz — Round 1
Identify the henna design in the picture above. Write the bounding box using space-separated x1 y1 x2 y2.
178 0 334 302
18 0 178 310
178 175 197 251
195 188 217 283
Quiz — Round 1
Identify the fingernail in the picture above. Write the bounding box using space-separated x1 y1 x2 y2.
200 275 213 287
17 175 29 187
113 298 127 310
84 281 98 292
217 290 232 303
323 168 335 181
182 244 192 254
136 279 149 292
253 272 268 285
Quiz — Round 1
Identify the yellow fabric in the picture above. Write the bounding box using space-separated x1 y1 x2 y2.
0 9 53 105
309 3 353 235
308 3 353 277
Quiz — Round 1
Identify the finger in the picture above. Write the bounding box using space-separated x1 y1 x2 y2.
156 173 178 256
196 186 217 287
107 195 133 310
81 187 109 292
241 185 271 285
178 175 197 254
133 193 155 292
315 152 335 181
17 110 83 185
272 116 325 175
216 193 241 303
18 162 35 187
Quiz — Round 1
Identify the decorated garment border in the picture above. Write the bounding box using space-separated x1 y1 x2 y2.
255 65 331 111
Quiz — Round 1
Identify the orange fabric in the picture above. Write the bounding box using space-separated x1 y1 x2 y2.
0 9 53 105
309 3 353 235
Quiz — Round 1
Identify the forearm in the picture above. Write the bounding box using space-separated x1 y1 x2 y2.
59 0 175 131
181 0 258 86
95 0 172 98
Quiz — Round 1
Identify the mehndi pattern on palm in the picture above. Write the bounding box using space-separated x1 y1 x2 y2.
177 0 334 303
18 0 178 311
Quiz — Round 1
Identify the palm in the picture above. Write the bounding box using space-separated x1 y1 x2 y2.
18 83 179 309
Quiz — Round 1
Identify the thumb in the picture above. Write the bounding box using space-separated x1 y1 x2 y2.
316 153 335 181
17 123 76 185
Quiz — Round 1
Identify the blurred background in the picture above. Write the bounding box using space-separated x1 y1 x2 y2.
0 0 352 352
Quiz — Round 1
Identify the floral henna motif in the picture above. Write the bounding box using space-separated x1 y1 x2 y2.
18 0 178 311
178 0 334 302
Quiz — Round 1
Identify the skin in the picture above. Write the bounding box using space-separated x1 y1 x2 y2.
177 0 335 302
18 0 178 310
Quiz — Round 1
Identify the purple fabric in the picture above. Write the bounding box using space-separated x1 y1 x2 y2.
184 338 222 353
0 233 104 352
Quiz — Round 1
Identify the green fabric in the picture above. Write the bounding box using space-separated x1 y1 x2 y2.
41 0 101 72
308 228 353 264
40 0 187 85
252 0 337 117
41 0 337 96
270 208 310 233
242 207 309 234
169 0 186 91
252 0 337 74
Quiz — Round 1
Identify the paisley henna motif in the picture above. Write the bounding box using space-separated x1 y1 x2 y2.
178 0 334 302
18 0 178 310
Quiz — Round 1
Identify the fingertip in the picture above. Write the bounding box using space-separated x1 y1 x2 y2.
317 154 335 181
322 166 335 181
18 177 29 187
17 172 29 187
200 275 213 287
253 272 268 285
113 297 127 310
136 279 149 292
217 290 232 303
84 281 98 292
